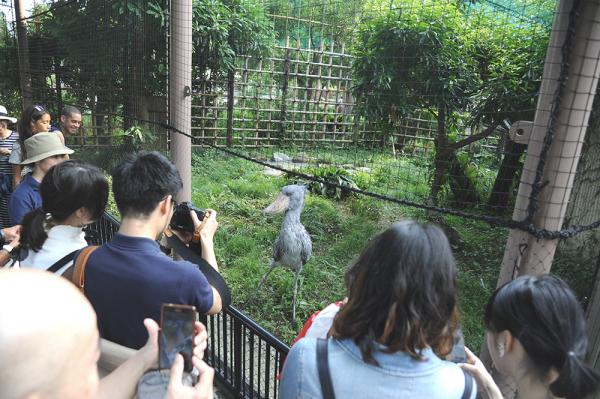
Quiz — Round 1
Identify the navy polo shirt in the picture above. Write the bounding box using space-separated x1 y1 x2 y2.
84 233 214 349
8 173 41 225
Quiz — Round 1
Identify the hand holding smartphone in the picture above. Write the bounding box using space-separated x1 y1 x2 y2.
159 304 197 372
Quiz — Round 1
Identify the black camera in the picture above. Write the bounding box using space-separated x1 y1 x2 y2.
170 201 206 233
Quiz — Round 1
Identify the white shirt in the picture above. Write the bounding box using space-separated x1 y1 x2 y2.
20 225 88 275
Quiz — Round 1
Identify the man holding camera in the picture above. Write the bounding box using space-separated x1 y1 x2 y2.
82 151 222 349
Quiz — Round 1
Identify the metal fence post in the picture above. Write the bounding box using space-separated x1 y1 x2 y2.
233 313 243 394
169 0 193 202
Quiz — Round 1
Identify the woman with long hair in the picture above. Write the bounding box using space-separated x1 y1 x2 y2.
18 160 108 274
279 221 475 398
460 275 600 399
9 104 65 187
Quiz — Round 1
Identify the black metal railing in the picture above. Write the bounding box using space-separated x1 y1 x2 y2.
85 213 291 399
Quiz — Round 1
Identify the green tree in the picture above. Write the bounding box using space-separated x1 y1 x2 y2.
352 0 550 206
0 10 20 112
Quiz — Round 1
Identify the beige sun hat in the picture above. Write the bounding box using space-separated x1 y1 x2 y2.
21 132 74 164
0 105 17 124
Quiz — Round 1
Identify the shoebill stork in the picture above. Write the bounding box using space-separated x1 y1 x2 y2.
255 184 312 321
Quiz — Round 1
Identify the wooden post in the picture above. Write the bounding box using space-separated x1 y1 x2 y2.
481 0 600 396
169 0 193 202
226 69 234 147
13 0 32 108
279 45 290 142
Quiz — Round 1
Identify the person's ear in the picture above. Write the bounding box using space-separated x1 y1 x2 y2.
160 195 171 216
60 115 66 124
499 330 516 356
75 207 92 223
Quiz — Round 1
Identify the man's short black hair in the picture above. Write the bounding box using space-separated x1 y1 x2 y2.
112 151 183 218
61 105 81 118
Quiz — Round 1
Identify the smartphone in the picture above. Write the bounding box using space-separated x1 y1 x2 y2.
449 327 467 363
159 304 196 372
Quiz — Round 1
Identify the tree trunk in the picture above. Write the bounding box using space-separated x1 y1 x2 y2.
561 96 600 378
561 97 600 256
488 137 527 209
449 152 480 206
428 104 449 206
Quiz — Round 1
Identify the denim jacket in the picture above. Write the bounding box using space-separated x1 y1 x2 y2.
279 338 476 399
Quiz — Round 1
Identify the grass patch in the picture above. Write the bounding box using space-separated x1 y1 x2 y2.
95 146 594 353
187 148 515 349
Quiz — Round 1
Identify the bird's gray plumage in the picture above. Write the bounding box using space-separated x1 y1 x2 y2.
272 188 312 268
250 184 312 320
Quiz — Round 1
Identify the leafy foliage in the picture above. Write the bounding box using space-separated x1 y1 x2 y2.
301 166 359 200
192 0 275 80
353 0 476 124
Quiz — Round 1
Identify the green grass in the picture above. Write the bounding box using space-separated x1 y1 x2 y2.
189 148 509 350
96 146 595 354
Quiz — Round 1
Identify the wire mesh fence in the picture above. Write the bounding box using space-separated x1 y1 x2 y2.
2 0 600 398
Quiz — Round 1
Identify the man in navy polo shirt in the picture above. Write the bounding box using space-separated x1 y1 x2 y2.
83 151 223 349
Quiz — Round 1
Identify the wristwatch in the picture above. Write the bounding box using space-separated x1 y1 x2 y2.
2 244 14 254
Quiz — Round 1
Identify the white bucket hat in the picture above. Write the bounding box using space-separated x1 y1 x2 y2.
0 105 17 124
21 132 74 164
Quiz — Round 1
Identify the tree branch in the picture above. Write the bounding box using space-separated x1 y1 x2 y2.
449 120 501 150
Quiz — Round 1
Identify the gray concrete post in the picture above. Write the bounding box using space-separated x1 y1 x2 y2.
169 0 193 202
499 0 600 285
482 0 600 396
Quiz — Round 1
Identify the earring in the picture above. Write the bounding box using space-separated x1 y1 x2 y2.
497 343 505 358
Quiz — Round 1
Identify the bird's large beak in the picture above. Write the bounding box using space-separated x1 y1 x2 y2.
264 193 289 214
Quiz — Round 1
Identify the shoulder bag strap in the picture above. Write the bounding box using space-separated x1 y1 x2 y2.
165 234 231 308
316 338 335 399
72 246 99 293
461 367 474 399
47 250 78 274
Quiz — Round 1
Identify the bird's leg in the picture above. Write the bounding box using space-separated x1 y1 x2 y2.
246 261 278 307
291 265 303 322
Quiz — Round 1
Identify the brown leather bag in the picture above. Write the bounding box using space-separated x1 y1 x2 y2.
63 246 98 293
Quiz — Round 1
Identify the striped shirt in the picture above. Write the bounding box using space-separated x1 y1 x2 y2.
0 130 19 228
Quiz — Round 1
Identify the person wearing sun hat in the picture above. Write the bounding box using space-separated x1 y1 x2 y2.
0 106 19 228
8 133 73 225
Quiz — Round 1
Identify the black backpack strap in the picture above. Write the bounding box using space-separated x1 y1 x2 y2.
461 367 474 399
316 338 335 399
47 250 78 274
165 234 231 308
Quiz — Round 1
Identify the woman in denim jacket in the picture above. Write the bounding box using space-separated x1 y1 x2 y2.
279 221 476 399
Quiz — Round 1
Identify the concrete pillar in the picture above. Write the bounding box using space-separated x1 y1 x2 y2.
482 0 600 396
169 0 193 202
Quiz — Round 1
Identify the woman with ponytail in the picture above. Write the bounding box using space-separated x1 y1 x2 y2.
460 275 600 399
19 160 108 274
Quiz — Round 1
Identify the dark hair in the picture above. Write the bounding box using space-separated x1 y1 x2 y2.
17 104 50 160
332 221 458 365
112 151 182 218
61 105 81 118
485 275 600 399
21 160 109 252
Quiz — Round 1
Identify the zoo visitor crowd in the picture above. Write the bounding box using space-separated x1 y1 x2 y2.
0 103 598 399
